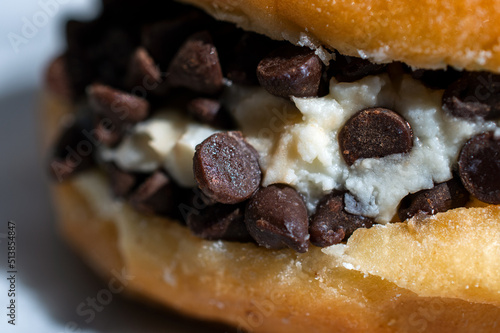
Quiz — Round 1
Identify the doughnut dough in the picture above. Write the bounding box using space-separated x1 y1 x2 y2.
179 0 500 73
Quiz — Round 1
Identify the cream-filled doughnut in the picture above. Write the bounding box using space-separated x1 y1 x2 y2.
44 0 500 331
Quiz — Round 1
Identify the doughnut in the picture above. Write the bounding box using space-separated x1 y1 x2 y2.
44 0 500 331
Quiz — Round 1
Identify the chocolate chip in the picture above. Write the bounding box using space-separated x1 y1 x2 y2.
339 108 413 166
129 170 176 216
187 98 219 120
458 132 500 204
328 54 386 82
167 31 224 95
245 184 309 253
186 98 234 128
193 131 261 204
257 45 323 98
104 163 137 198
87 83 150 146
309 192 373 247
443 72 500 119
186 203 252 242
411 67 462 90
48 116 95 182
398 178 470 221
45 55 73 99
88 83 149 123
125 47 163 90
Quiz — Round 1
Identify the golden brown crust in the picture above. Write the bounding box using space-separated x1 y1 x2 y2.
53 171 500 333
44 91 500 332
178 0 500 73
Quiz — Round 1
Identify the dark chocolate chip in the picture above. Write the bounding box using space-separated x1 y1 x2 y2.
125 47 163 90
458 132 500 204
328 54 386 83
193 131 261 204
87 83 150 146
87 83 150 123
245 184 309 253
411 67 462 90
398 178 470 221
104 163 137 198
48 116 95 182
45 55 74 99
187 98 220 122
167 31 224 95
187 98 234 128
309 191 373 247
339 107 413 166
443 72 500 119
186 203 253 242
257 45 323 98
129 170 176 216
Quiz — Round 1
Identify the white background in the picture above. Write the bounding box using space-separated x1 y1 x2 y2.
0 1 229 332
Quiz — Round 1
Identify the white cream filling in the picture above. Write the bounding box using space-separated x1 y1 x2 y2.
99 74 497 223
100 111 219 188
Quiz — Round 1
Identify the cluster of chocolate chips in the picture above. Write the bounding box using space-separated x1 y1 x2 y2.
398 178 470 221
190 132 376 252
396 71 500 218
190 131 309 251
105 164 182 218
53 0 395 103
47 0 392 183
395 138 500 220
441 72 500 205
442 72 500 119
48 0 500 253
